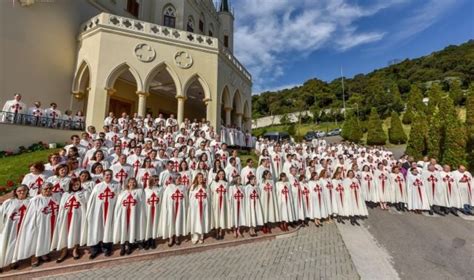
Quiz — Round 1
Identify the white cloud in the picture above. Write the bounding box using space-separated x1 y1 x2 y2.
254 83 301 95
232 0 402 92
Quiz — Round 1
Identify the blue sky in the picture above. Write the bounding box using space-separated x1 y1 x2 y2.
230 0 474 93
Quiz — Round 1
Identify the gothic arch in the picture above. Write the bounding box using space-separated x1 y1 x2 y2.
221 86 231 108
243 99 250 119
72 60 91 93
144 62 182 97
105 62 144 92
183 73 211 101
232 89 243 115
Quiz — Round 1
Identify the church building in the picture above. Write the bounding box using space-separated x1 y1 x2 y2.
1 0 252 131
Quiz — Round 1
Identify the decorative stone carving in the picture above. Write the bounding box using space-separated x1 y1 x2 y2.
174 51 193 69
134 43 156 63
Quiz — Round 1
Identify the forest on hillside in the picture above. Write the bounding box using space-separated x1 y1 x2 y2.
252 40 474 120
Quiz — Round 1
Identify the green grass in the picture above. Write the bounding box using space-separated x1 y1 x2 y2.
0 149 59 192
239 150 258 164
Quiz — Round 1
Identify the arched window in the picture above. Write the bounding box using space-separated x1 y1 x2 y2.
208 23 214 37
163 4 176 28
187 16 194 32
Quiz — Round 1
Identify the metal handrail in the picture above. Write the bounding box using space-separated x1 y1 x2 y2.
0 111 84 131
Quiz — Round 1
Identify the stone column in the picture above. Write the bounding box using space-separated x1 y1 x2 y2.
136 91 149 117
177 96 186 125
235 113 243 129
204 98 212 122
85 87 114 130
224 107 232 126
243 117 251 132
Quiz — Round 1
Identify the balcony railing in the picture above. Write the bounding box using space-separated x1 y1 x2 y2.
0 112 84 131
80 13 251 82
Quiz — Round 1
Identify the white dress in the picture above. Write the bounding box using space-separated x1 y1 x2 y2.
209 180 229 229
244 184 264 227
158 184 188 239
113 189 146 244
307 180 328 219
187 186 212 235
258 180 280 223
0 198 29 267
275 181 296 222
228 184 247 227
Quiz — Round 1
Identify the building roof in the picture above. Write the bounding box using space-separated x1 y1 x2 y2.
220 0 230 12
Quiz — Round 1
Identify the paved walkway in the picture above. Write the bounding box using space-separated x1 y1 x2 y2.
42 224 359 280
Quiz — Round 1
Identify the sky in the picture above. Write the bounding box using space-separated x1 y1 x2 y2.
229 0 474 94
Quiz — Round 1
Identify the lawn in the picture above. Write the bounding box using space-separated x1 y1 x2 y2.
252 122 341 138
0 149 59 193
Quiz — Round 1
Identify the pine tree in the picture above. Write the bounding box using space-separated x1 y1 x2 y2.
407 85 426 113
402 107 414 124
449 79 464 106
366 108 387 145
390 83 405 113
388 111 407 144
426 83 443 117
342 112 363 143
465 84 474 170
442 108 467 168
427 108 442 160
406 113 428 160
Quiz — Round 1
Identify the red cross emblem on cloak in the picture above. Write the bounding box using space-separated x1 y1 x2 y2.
250 189 259 210
395 176 404 197
65 196 81 232
98 186 115 224
11 204 27 235
42 200 59 240
12 103 22 113
378 173 387 193
147 192 160 222
264 182 273 206
216 185 227 212
427 175 438 196
195 188 207 223
115 169 128 185
274 155 281 171
302 186 310 209
414 179 424 203
364 174 373 192
350 182 359 207
443 175 454 196
122 193 137 231
181 174 190 187
142 172 150 188
32 177 44 195
133 160 141 177
313 185 323 207
282 185 290 204
293 180 302 206
460 175 472 199
171 189 184 222
336 184 344 207
52 182 63 195
49 111 58 122
233 189 244 224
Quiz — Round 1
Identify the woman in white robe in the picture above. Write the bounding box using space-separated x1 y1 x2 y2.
275 173 295 231
307 172 327 226
51 178 89 262
344 170 368 225
361 165 378 206
45 164 71 203
158 175 188 246
209 169 229 239
188 172 212 244
13 183 58 267
136 158 157 189
113 178 145 255
245 176 264 236
332 168 348 223
143 175 163 250
228 175 246 237
374 163 391 209
0 185 29 271
258 170 279 233
319 169 337 220
21 162 50 197
78 170 95 194
390 166 407 211
406 168 430 212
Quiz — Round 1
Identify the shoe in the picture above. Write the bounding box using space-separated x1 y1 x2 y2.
175 239 181 246
41 255 51 262
56 248 68 263
429 210 434 215
89 251 99 260
151 240 157 249
104 251 112 257
73 246 80 260
354 220 360 226
199 239 204 244
119 246 126 256
144 240 150 250
10 263 19 270
168 239 175 247
125 245 132 255
31 257 40 267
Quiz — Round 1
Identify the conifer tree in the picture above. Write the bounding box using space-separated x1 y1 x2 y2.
366 108 387 145
390 83 404 113
426 83 443 117
465 84 474 170
342 112 363 143
449 79 464 106
407 84 426 113
388 111 407 144
406 113 428 160
442 109 467 168
427 108 442 160
402 107 414 124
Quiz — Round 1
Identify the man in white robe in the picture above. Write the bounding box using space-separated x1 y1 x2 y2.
1 93 27 123
406 168 430 211
422 164 448 215
111 155 134 189
86 170 121 258
452 165 473 215
241 159 256 185
439 165 462 215
27 101 44 126
44 103 61 128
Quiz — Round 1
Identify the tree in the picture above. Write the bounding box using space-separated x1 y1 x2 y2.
406 113 428 160
426 83 443 117
427 108 443 160
366 108 387 145
449 79 464 106
465 84 474 170
442 108 467 168
388 111 407 144
407 84 426 113
402 107 414 124
390 84 405 113
342 112 363 143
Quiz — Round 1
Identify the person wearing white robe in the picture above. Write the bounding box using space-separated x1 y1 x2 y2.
21 162 50 197
51 179 89 262
228 175 246 237
187 173 212 244
422 164 449 215
406 168 430 212
159 161 175 187
390 166 408 211
225 158 240 182
27 101 44 126
258 170 280 233
110 155 133 189
270 146 284 180
158 175 188 246
1 93 27 123
307 173 327 226
136 159 157 189
240 159 256 185
319 169 338 218
288 167 305 222
209 170 229 239
13 183 58 267
300 176 311 221
143 175 163 250
333 170 349 223
275 173 295 231
86 170 121 259
344 170 368 225
45 164 71 203
439 165 462 215
44 103 62 128
245 176 264 236
452 166 473 214
361 165 378 206
0 185 29 271
374 163 391 209
113 178 146 255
